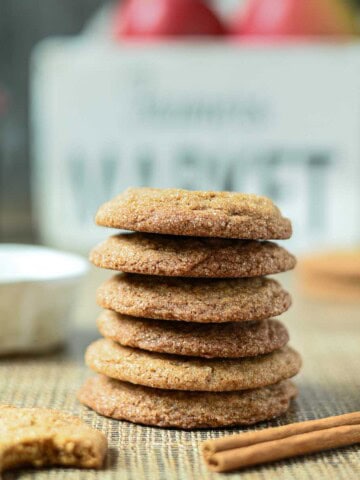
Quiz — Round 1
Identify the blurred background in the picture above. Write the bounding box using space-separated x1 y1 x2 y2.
1 0 360 253
1 0 360 348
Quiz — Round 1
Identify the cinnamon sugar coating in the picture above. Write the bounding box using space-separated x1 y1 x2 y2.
95 188 292 240
97 274 292 323
78 376 297 429
85 339 301 392
97 311 289 358
90 234 296 278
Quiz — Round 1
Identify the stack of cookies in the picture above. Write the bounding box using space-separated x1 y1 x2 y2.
78 187 302 429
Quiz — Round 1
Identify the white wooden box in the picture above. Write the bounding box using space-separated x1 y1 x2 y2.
31 39 360 253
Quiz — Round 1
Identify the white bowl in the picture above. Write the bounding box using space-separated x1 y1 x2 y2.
0 244 89 354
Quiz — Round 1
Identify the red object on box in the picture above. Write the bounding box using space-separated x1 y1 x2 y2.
232 0 358 37
113 0 225 39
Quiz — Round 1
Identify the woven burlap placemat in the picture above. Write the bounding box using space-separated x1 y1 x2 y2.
1 296 360 480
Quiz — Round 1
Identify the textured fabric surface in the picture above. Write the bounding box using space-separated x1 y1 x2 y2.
1 303 360 479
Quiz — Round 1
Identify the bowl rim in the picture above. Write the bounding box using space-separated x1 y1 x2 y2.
0 243 89 284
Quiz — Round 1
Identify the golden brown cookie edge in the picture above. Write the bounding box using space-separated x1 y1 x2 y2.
78 376 297 429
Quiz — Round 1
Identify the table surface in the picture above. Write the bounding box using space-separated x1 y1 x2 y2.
1 271 360 480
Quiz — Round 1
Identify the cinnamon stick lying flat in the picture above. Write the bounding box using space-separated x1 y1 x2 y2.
202 412 360 472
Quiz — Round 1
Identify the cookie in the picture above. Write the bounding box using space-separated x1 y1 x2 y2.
85 339 301 391
97 274 291 323
90 233 296 278
95 187 292 240
97 311 289 358
78 376 297 429
0 405 107 472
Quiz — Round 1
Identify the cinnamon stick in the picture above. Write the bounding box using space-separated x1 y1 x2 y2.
203 411 360 455
202 412 360 472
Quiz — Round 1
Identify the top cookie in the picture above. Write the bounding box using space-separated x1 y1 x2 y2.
95 188 292 239
90 234 296 278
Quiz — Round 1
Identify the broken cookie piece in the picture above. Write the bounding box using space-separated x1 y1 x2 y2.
0 405 107 472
